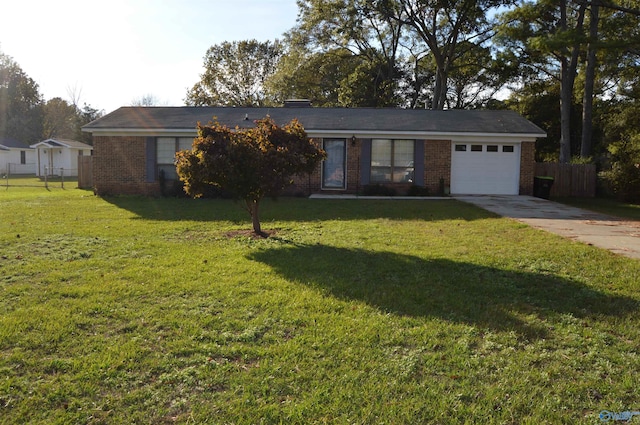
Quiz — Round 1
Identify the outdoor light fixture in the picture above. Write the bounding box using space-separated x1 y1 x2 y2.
351 135 357 146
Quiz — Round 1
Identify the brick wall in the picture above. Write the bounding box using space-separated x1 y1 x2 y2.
92 135 532 197
424 140 451 194
519 141 535 195
292 138 455 196
93 136 160 196
344 140 361 194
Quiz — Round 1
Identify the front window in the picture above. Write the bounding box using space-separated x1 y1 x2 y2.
322 139 346 189
371 139 414 183
20 151 26 164
157 137 193 179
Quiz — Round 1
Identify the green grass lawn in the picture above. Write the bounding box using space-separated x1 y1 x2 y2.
1 187 639 424
1 175 75 191
555 197 640 221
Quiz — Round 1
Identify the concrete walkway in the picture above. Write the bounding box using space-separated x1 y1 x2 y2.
455 195 640 260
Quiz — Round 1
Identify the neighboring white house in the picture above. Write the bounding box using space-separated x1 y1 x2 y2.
30 138 93 177
0 138 36 175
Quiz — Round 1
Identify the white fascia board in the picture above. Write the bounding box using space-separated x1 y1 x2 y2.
305 130 545 142
83 128 198 137
31 139 70 149
86 128 545 142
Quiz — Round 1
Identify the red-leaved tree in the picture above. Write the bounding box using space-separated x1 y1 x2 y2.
176 117 325 235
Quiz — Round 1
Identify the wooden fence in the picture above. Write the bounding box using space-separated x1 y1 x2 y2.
78 156 93 189
534 163 596 197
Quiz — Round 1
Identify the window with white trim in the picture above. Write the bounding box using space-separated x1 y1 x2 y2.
157 137 193 179
371 139 414 183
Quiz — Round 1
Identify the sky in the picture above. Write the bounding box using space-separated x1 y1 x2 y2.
1 0 299 114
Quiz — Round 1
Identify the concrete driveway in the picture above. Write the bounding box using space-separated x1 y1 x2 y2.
455 195 640 260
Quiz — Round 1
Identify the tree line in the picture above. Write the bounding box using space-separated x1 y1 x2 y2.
185 0 640 201
1 49 103 146
3 1 638 200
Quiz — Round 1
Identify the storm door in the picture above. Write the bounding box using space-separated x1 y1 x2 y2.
322 139 346 189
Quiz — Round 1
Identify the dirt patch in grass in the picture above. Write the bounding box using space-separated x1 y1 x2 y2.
4 235 107 263
224 229 278 239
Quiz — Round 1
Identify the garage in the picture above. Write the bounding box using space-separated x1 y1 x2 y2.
450 142 521 195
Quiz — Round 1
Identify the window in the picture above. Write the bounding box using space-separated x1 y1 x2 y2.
455 144 467 152
487 145 498 152
20 151 26 164
322 139 346 189
503 145 514 153
371 139 414 183
157 137 194 179
471 145 483 152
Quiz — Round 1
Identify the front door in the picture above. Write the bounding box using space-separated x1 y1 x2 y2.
322 139 346 190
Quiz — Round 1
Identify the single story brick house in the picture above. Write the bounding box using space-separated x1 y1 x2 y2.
82 104 545 196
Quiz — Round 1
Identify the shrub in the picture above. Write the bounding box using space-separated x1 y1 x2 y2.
600 138 640 203
362 184 397 196
407 185 431 196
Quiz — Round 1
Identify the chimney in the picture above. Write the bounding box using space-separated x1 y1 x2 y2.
283 99 312 108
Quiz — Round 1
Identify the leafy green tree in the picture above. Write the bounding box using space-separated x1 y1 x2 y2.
287 0 406 107
498 0 587 163
74 103 103 145
42 97 103 144
176 117 326 235
384 0 512 110
0 49 43 143
42 97 78 139
287 0 513 109
266 45 358 107
337 54 403 106
185 40 283 107
601 124 640 202
447 41 517 109
498 0 640 162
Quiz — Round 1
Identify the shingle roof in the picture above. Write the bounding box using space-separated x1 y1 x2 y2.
0 138 32 150
83 106 546 137
30 138 93 149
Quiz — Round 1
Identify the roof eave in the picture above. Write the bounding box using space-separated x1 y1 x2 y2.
85 127 546 141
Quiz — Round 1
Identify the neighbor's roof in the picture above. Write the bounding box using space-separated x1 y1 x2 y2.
82 106 546 139
30 138 93 149
0 138 32 150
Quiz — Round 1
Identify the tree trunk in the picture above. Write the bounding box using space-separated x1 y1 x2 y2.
432 68 448 110
559 57 573 164
558 0 586 164
246 198 262 236
581 3 600 158
432 69 444 110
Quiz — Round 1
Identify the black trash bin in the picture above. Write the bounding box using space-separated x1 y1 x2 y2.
533 176 554 199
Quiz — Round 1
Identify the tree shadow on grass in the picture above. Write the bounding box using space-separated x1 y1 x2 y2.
102 196 489 223
248 245 638 339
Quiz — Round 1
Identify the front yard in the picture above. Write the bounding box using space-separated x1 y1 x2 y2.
1 188 639 424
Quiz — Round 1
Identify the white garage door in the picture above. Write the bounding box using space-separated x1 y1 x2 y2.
450 143 520 195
